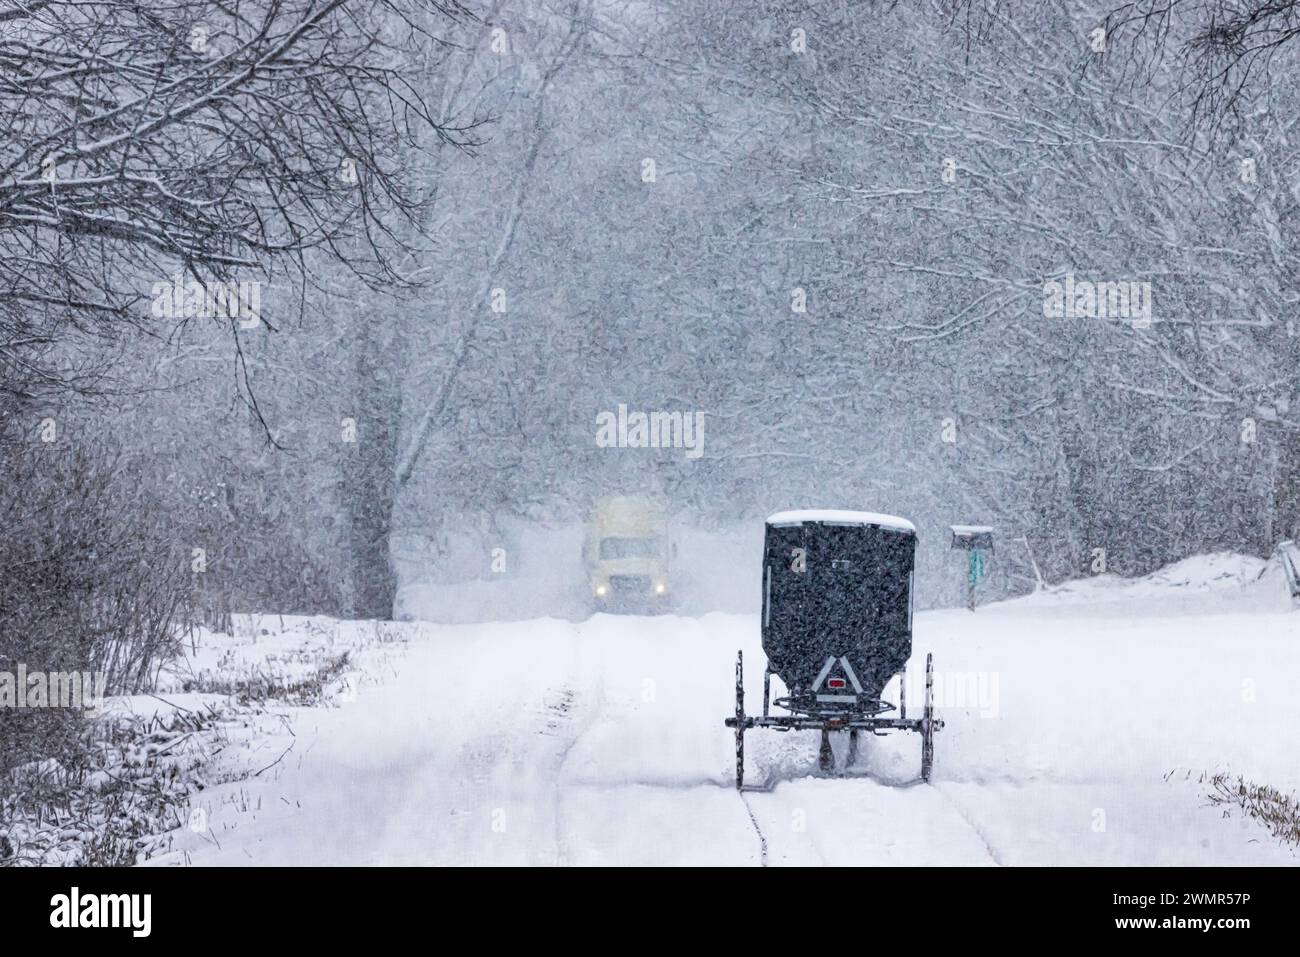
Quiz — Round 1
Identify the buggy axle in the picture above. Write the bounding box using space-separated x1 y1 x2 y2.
728 649 943 788
726 715 941 733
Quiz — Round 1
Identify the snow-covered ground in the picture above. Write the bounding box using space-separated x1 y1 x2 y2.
146 554 1300 866
1 615 411 866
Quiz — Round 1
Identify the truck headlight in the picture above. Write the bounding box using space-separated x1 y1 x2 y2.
595 585 607 597
655 583 666 594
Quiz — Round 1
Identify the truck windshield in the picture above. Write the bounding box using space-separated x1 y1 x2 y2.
599 537 658 559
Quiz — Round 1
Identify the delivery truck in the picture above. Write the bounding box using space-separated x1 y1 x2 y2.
584 495 673 613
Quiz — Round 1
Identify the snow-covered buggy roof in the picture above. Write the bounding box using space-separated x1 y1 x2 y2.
762 510 916 705
766 509 916 534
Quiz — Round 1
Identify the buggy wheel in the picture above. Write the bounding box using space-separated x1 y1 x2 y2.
734 650 745 790
921 652 935 782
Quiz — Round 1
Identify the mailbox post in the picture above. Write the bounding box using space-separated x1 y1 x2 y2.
950 525 994 611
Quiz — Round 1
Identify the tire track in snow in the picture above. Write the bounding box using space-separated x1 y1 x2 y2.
737 789 769 866
548 616 767 865
930 782 1004 866
850 734 1002 866
549 690 607 866
849 740 1004 866
739 734 993 866
739 772 830 867
549 624 610 867
539 685 585 866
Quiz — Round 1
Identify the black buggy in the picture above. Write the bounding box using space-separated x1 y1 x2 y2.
725 509 943 788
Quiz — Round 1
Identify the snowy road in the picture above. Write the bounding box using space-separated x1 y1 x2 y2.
159 559 1300 866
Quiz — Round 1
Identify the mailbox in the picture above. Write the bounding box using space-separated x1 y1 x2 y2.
949 525 993 610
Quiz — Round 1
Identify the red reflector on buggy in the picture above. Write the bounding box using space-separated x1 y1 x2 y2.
827 678 847 689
